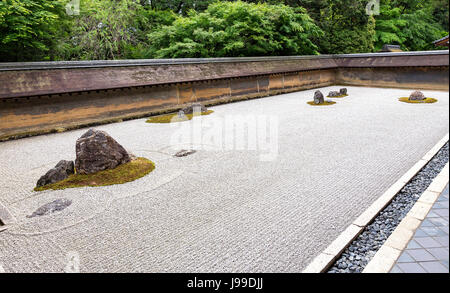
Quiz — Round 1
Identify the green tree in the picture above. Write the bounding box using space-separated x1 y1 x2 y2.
316 0 376 54
147 1 323 58
374 0 447 51
55 0 162 60
0 0 67 61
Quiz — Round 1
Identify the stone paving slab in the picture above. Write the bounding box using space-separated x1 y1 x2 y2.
391 185 449 273
0 86 448 273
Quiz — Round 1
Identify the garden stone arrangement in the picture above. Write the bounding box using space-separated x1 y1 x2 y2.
399 91 438 104
0 86 448 273
34 129 154 191
307 90 336 106
327 88 348 98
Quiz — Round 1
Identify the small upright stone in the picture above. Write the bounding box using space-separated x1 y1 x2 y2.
36 160 74 188
409 91 425 101
181 103 207 115
314 91 324 104
75 129 131 175
340 88 348 95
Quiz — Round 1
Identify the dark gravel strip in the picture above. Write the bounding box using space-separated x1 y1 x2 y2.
327 142 449 273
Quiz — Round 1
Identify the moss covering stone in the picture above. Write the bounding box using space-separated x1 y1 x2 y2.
146 110 214 123
399 97 438 104
34 157 155 191
307 101 336 106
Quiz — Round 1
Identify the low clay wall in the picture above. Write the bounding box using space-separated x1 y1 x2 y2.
0 51 448 141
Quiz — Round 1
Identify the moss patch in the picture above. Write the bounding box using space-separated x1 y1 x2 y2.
146 110 214 123
307 101 336 106
327 94 348 98
399 97 438 104
34 157 155 191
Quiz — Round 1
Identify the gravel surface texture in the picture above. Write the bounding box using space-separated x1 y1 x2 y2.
0 86 448 272
328 143 449 273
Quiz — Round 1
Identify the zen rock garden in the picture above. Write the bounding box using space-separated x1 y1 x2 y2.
35 129 155 191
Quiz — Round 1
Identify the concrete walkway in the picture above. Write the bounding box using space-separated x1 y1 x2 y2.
390 185 449 273
0 86 448 272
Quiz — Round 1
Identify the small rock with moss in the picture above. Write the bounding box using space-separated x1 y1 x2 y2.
36 160 75 188
409 91 425 101
340 88 348 95
314 91 324 104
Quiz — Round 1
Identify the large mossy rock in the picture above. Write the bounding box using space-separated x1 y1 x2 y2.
75 129 131 175
36 160 75 188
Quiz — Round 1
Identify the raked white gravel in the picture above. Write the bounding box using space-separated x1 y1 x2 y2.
0 86 448 272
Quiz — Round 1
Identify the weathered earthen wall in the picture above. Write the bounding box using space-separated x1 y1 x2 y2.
0 51 448 141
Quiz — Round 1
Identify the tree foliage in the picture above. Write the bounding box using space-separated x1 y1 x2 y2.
147 1 323 58
0 0 448 61
374 0 448 51
0 0 66 61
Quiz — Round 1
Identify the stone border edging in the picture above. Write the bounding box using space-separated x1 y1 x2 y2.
362 162 449 273
302 133 449 273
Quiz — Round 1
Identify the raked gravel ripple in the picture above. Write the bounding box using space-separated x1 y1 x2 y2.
328 142 449 273
0 86 448 272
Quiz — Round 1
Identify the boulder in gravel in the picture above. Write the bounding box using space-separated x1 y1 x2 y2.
340 88 348 95
27 198 72 218
328 91 341 97
409 91 425 101
36 160 74 188
181 103 208 115
314 91 324 104
75 129 131 175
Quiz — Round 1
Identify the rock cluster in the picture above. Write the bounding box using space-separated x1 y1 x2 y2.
36 160 75 188
328 91 341 97
314 91 324 104
75 129 131 175
36 129 132 188
409 91 426 101
328 88 348 97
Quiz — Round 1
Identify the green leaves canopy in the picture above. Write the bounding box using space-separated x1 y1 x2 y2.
0 0 65 61
147 1 323 58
